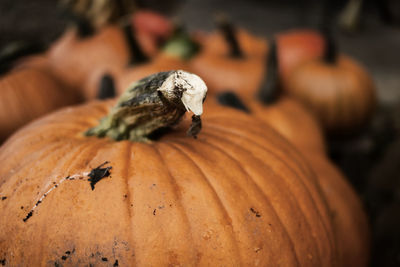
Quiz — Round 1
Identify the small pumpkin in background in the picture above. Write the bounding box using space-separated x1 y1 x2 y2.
47 9 172 97
83 24 194 100
0 43 80 143
276 29 325 85
190 15 267 97
0 71 340 266
285 33 377 134
215 41 325 154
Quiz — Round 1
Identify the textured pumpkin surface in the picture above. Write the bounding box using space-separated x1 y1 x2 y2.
0 68 79 143
303 154 370 267
285 55 376 133
190 29 267 97
0 100 339 266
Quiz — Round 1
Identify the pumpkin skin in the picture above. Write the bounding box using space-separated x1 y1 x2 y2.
303 154 370 267
190 28 267 97
0 100 339 266
245 96 326 154
285 55 376 133
0 66 79 143
276 29 325 84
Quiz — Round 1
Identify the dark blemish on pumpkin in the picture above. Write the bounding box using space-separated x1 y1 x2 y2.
250 207 261 217
255 247 262 253
0 259 5 265
23 211 33 222
1 197 6 200
61 255 67 260
113 259 119 266
54 262 60 267
130 204 133 207
153 209 157 215
87 162 112 190
158 205 165 209
217 92 250 113
21 206 24 209
102 257 108 262
91 253 95 257
123 194 128 199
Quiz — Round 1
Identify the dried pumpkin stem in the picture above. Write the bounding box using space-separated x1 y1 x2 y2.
322 27 338 64
162 24 200 60
97 74 116 100
215 14 244 59
257 40 281 104
122 23 149 65
86 70 208 142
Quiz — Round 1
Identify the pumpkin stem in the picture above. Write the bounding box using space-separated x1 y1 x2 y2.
215 14 244 59
85 70 207 142
122 22 149 65
321 27 338 64
162 22 201 60
97 74 116 100
0 41 45 75
217 91 250 113
257 40 281 104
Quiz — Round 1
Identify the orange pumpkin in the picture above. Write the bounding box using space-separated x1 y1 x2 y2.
285 34 376 133
190 18 267 97
0 64 80 143
0 72 339 266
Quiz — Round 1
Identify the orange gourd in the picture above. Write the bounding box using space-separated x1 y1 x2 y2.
0 47 80 143
190 18 267 97
0 72 340 266
285 34 376 133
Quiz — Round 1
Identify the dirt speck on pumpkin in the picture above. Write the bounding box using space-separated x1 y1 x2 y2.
250 207 261 217
113 259 119 266
101 257 108 262
0 259 5 266
1 196 7 201
87 162 112 190
23 210 33 222
153 209 157 215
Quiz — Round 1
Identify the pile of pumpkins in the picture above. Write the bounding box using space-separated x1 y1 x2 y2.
0 6 376 266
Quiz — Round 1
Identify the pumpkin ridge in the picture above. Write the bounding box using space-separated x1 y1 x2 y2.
201 129 328 264
203 123 337 264
196 134 302 265
152 143 200 262
33 141 93 265
165 141 243 264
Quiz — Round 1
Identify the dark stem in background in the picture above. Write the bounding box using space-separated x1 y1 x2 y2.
319 0 338 64
122 22 149 66
0 42 45 75
217 91 250 113
97 74 116 100
74 14 95 38
215 15 244 59
256 40 280 104
321 27 338 64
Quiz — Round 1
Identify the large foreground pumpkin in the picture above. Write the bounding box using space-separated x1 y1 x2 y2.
0 72 338 266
